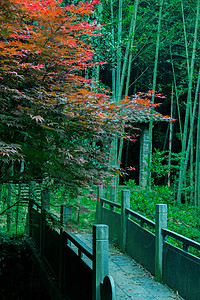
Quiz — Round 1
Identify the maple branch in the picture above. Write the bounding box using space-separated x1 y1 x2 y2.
0 200 28 216
53 20 67 35
129 66 149 88
43 20 67 48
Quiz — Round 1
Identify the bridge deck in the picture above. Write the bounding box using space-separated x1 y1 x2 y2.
76 234 184 300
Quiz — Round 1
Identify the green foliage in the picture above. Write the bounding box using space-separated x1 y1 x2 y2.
125 179 200 256
76 194 97 231
147 149 182 180
0 184 28 234
0 183 97 234
125 179 174 220
49 185 97 232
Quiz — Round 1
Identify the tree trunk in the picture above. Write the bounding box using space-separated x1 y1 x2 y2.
170 44 183 139
147 0 164 189
168 84 174 187
195 98 200 206
6 183 12 232
119 0 140 99
116 0 123 103
111 0 116 100
178 68 200 203
177 0 200 204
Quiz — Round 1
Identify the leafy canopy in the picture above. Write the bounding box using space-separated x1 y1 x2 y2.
0 0 167 192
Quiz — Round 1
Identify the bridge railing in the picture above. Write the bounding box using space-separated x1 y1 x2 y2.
162 228 200 252
96 187 200 300
28 198 115 300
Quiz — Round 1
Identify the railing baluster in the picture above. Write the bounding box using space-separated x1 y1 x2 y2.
183 243 189 252
140 220 144 228
78 248 83 258
110 204 114 211
162 228 200 252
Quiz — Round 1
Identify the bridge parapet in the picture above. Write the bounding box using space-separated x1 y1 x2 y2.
28 199 115 300
96 186 200 300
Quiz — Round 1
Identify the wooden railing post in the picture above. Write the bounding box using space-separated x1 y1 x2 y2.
120 190 130 253
59 206 65 290
96 186 104 223
61 205 72 227
28 181 36 237
93 224 109 300
29 181 36 201
27 198 32 237
41 189 50 211
40 189 50 256
155 204 167 280
110 185 117 203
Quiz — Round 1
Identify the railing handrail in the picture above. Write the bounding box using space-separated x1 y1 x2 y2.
63 231 93 260
99 197 155 229
162 228 200 252
99 196 200 250
30 199 41 210
100 197 121 209
30 204 93 261
126 208 155 229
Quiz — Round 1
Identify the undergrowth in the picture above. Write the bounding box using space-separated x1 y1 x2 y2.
125 179 200 257
2 182 200 257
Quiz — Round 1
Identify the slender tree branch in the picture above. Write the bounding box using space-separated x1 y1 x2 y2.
0 200 28 216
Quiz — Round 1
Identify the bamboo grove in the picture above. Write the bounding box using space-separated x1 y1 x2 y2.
91 0 200 206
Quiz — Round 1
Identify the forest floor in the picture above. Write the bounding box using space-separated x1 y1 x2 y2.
0 234 49 300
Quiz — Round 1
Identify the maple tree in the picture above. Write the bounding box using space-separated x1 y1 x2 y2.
0 0 169 193
0 0 124 189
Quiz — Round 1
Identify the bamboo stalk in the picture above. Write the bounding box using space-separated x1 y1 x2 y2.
147 0 164 189
168 84 174 187
116 0 123 103
177 0 200 204
119 0 140 99
195 97 200 206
